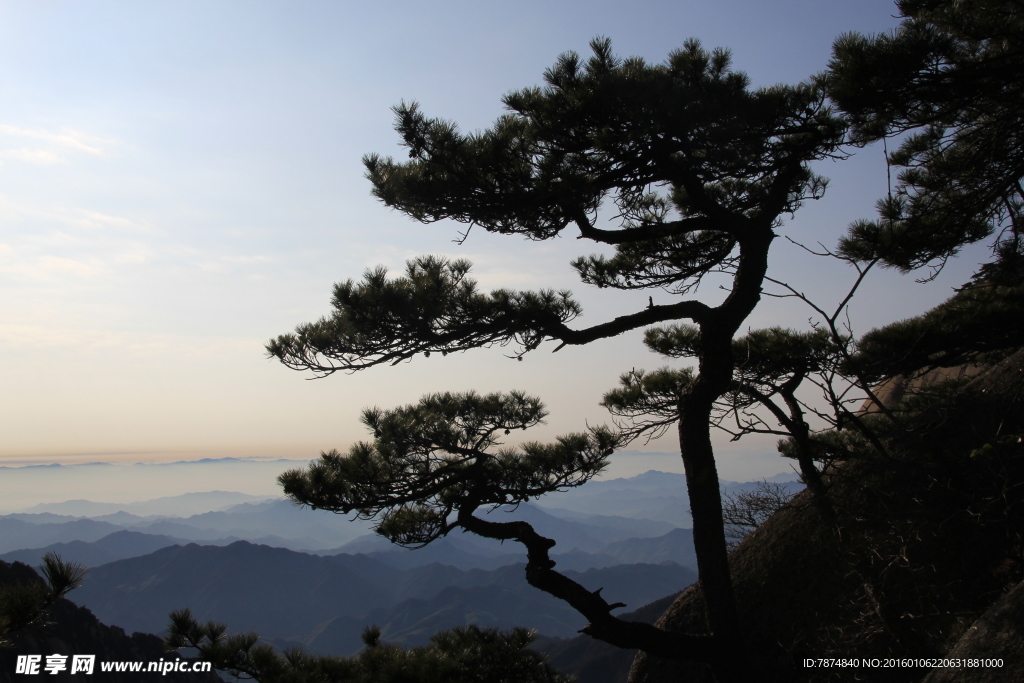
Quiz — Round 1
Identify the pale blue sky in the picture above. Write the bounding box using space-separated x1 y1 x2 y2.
0 1 983 489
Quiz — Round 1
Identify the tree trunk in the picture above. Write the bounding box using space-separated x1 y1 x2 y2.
673 227 775 680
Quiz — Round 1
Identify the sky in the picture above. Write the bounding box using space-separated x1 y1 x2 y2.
0 1 991 500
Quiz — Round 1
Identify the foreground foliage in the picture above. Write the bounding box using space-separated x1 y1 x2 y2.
168 611 572 683
0 553 87 645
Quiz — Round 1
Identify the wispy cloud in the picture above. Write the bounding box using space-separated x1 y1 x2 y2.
0 199 156 283
76 210 157 234
0 249 107 282
0 124 111 156
222 254 275 265
0 320 259 356
192 252 278 274
0 197 160 238
0 124 116 166
0 147 64 165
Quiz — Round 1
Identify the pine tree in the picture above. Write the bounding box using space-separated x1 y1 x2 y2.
602 326 838 507
826 0 1023 280
826 0 1024 380
853 279 1024 380
0 554 88 644
267 39 845 678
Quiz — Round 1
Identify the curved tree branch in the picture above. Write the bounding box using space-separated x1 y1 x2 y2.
457 511 721 663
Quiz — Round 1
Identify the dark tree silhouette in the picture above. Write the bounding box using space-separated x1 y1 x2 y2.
853 279 1024 381
168 610 571 683
822 0 1024 408
602 326 837 506
0 553 87 645
278 391 721 660
268 39 845 679
825 0 1024 281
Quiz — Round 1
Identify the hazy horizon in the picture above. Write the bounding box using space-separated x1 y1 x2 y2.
0 452 807 514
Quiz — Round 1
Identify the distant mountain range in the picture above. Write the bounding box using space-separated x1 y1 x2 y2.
2 510 697 573
0 469 799 680
0 470 797 570
68 540 698 655
532 469 801 527
0 498 375 554
24 490 276 517
533 471 694 526
0 530 190 568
